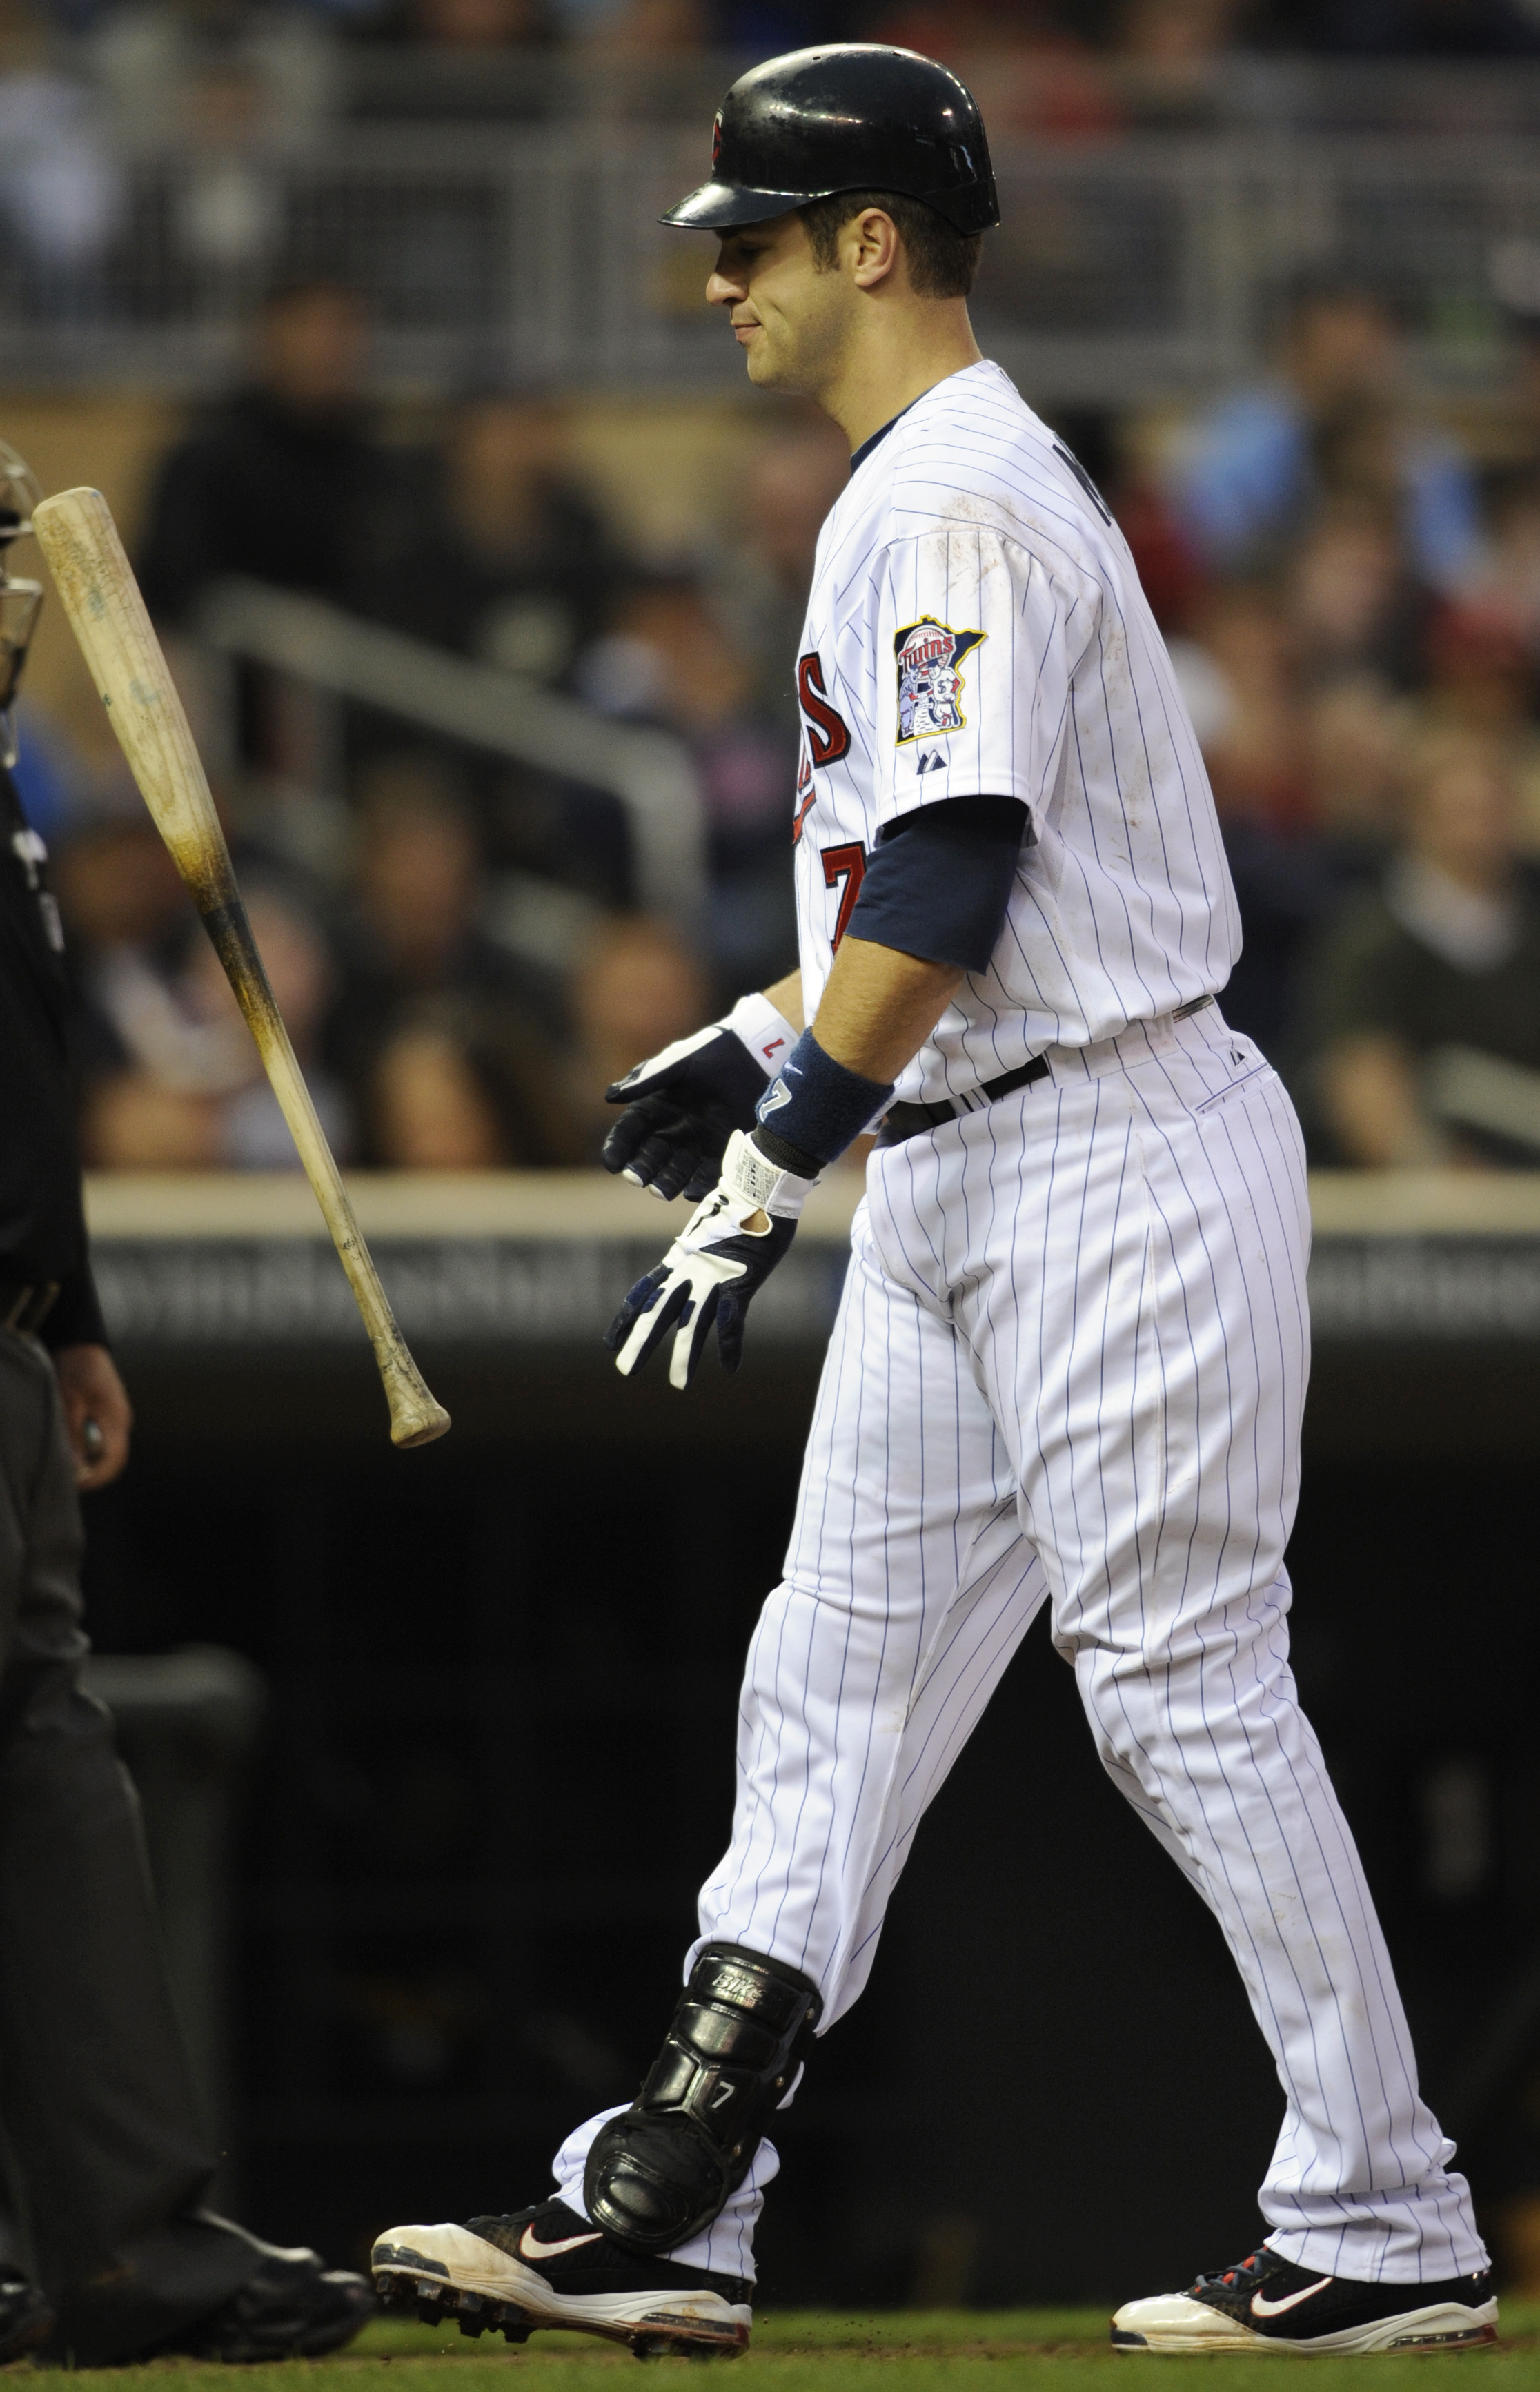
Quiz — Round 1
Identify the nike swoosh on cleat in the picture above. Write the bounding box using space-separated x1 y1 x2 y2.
1251 2277 1332 2319
517 2225 604 2261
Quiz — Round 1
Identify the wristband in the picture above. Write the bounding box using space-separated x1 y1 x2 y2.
725 990 800 1079
723 1125 819 1222
755 1029 894 1167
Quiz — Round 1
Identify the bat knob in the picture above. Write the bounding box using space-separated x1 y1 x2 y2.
390 1396 452 1449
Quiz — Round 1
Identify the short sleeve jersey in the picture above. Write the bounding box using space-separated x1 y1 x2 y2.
790 360 1241 1106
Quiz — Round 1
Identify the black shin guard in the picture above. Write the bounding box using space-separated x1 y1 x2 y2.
584 1944 820 2254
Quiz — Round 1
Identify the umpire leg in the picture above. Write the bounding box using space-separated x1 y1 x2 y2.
0 1329 261 2362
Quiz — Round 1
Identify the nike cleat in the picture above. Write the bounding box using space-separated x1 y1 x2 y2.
1111 2242 1498 2354
371 2199 751 2358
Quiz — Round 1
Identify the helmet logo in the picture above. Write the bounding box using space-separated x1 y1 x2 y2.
711 112 723 168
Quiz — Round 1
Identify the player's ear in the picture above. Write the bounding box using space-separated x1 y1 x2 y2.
849 208 901 291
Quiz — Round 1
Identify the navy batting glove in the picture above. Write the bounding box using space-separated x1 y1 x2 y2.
602 996 798 1204
604 1129 816 1390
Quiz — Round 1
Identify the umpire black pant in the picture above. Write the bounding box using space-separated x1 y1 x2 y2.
0 1328 263 2363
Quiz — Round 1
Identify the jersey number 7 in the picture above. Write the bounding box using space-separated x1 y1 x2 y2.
822 842 866 950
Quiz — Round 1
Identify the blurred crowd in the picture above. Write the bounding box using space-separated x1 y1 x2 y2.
19 275 846 1173
3 0 1540 297
10 0 1540 70
14 267 1540 1175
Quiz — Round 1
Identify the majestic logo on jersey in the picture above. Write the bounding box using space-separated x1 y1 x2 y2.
894 618 986 744
797 651 851 768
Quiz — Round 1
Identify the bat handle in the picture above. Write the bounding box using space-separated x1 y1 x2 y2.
208 912 452 1446
315 1198 452 1450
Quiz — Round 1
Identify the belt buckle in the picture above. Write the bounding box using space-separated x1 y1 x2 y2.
2 1283 57 1335
1 1287 33 1334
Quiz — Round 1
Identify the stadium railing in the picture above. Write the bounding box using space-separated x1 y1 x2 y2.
197 578 705 926
6 69 1540 404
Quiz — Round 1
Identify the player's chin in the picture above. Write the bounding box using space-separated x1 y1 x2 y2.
741 336 787 389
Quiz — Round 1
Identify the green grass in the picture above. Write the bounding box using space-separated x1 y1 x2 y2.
52 2304 1540 2392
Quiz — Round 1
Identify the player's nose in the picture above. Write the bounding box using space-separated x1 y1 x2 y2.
706 270 747 306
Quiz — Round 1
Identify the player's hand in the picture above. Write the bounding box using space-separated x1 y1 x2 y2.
604 1129 817 1389
603 1002 795 1204
52 1342 133 1489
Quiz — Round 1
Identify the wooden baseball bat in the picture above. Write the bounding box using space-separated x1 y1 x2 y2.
33 486 450 1449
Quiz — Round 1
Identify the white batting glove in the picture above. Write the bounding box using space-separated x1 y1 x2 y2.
603 1128 818 1389
602 992 799 1204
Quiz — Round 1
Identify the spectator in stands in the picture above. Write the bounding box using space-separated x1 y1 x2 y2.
582 0 709 50
1114 0 1246 63
1476 467 1540 660
1305 671 1409 861
0 36 124 315
1110 0 1248 126
370 1010 505 1168
1306 0 1540 54
1101 418 1209 636
7 698 100 850
1285 497 1432 692
357 391 633 908
51 790 346 1173
862 1 1120 137
362 0 554 48
1422 596 1539 738
705 416 849 714
324 755 578 1164
91 0 334 151
50 799 195 1075
81 883 351 1171
137 279 395 631
578 576 796 991
369 995 580 1165
564 912 708 1159
1303 723 1540 1166
1167 576 1344 1057
1176 575 1312 833
371 389 622 685
1167 284 1483 594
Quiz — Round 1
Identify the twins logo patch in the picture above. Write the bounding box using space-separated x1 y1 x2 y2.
894 616 986 744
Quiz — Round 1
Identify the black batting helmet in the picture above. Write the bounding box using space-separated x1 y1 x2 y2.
660 45 999 240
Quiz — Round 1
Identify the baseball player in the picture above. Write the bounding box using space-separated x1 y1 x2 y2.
374 47 1495 2357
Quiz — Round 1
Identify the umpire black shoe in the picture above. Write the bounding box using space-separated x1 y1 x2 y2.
161 2248 375 2362
0 2271 54 2362
372 2199 751 2356
1112 2242 1498 2354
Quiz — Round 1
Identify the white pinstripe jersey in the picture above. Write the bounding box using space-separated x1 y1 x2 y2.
789 359 1241 1106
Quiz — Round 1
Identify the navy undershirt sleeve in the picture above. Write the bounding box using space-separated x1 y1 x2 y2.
844 795 1029 974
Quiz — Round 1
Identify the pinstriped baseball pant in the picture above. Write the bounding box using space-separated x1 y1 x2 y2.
554 1006 1485 2287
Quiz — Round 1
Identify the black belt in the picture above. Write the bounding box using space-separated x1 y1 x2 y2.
876 995 1214 1148
0 1281 59 1336
878 1053 1051 1147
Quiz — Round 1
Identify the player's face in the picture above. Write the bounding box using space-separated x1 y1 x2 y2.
705 214 857 397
